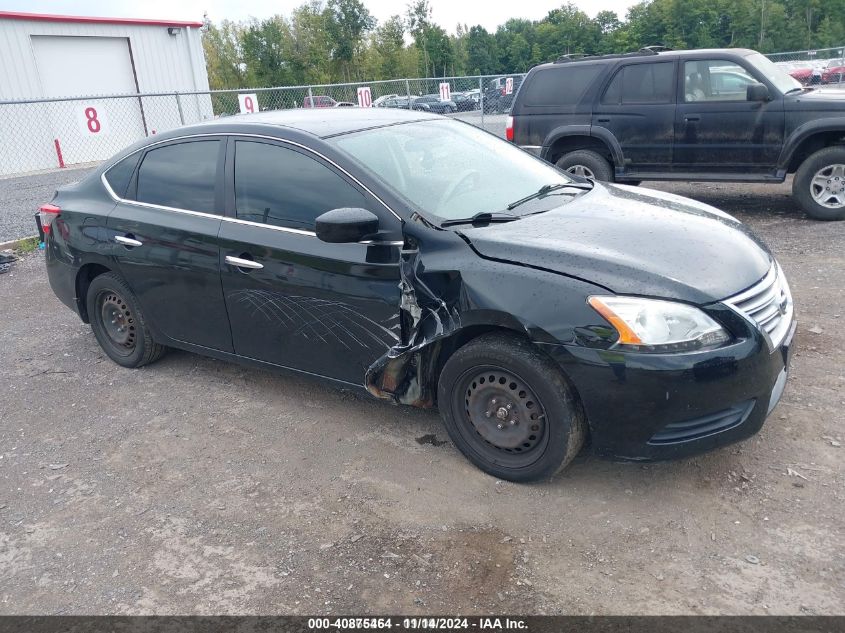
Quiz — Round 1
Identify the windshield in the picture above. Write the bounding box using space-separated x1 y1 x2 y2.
329 119 576 221
745 52 802 93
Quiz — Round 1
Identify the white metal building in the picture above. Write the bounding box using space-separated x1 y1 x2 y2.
0 11 213 175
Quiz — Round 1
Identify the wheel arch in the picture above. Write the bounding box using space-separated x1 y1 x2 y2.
75 262 113 323
542 129 622 169
780 122 845 173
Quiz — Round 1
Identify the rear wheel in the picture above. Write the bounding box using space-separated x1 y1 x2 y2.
86 272 166 368
437 334 586 482
793 146 845 220
555 150 614 182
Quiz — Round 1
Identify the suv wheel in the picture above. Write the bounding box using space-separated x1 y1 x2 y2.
437 333 586 482
793 146 845 220
555 150 614 182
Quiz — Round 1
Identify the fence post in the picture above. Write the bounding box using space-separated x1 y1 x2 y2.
307 86 313 107
405 79 411 108
479 76 484 126
175 93 185 125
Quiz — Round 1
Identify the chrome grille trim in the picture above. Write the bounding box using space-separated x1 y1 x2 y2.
724 262 794 350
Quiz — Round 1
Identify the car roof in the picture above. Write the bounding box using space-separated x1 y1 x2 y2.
533 48 759 72
171 108 442 139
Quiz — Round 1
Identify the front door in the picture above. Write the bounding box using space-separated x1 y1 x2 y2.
219 138 402 385
106 137 233 352
673 58 785 173
592 60 676 173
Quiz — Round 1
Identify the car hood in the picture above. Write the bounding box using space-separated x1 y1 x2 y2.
458 183 772 304
786 88 845 109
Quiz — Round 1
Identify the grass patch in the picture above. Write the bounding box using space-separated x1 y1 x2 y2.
14 236 40 254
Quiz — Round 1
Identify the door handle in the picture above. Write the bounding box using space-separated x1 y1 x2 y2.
225 255 263 270
684 115 701 122
114 235 143 247
596 117 610 123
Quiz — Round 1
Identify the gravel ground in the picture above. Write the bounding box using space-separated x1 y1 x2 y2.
0 166 97 243
1 177 844 615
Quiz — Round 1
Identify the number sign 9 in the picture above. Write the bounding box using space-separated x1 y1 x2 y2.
238 93 259 114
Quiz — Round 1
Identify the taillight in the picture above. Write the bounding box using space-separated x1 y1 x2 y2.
39 203 60 234
505 115 514 142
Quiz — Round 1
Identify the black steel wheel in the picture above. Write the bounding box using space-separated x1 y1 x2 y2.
457 366 549 468
438 333 586 482
86 272 166 368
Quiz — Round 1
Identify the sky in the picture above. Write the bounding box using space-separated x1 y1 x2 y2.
3 0 642 33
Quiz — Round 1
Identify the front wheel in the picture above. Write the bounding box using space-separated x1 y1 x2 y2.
793 146 845 220
437 334 586 482
86 272 166 368
555 150 614 182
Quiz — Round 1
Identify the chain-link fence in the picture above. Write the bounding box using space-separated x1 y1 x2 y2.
0 73 526 177
766 45 845 87
5 42 844 178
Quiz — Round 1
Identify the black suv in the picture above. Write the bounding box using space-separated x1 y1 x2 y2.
510 47 845 220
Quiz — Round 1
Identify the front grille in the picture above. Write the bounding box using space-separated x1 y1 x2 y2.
648 400 755 445
724 263 793 350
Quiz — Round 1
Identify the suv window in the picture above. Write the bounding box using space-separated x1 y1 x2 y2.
602 62 674 105
234 141 367 232
522 65 602 106
684 60 756 102
136 140 220 212
104 153 140 199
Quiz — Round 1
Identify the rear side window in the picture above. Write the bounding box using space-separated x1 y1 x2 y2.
136 140 220 212
104 153 140 199
234 141 367 232
602 62 675 104
520 65 602 107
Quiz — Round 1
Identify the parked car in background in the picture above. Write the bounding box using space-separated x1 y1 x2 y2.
464 88 481 104
303 95 337 108
483 76 523 113
378 96 409 109
821 59 845 84
451 92 479 111
787 64 815 85
40 109 794 482
509 46 845 220
373 94 399 107
413 94 458 114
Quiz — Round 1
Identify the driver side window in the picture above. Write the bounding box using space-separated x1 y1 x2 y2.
684 60 757 102
234 141 367 232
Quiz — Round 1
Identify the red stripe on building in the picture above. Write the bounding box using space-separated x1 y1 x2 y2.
0 11 204 28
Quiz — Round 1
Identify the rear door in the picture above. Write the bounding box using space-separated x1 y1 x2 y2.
106 137 233 352
592 60 677 172
219 137 402 385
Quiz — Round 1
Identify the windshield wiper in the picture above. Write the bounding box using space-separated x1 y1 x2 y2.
506 182 593 211
440 211 520 227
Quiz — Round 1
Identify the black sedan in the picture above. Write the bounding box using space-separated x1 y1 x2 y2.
41 109 795 482
412 94 458 114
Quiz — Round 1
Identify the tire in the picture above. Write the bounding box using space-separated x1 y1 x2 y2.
793 146 845 220
86 272 166 368
437 333 587 482
555 150 614 182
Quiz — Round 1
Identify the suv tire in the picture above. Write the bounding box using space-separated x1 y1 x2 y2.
437 333 586 482
793 146 845 220
555 150 614 182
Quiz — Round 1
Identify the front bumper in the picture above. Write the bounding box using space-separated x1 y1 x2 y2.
538 312 796 462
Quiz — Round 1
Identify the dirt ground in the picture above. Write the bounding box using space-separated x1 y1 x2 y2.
0 179 843 615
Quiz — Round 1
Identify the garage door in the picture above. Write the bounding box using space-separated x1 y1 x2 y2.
32 36 147 165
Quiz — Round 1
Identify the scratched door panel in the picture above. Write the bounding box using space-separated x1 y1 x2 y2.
219 222 401 385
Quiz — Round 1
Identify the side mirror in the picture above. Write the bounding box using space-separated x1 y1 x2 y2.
747 83 770 102
315 207 379 243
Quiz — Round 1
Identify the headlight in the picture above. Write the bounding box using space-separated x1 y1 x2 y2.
588 296 731 352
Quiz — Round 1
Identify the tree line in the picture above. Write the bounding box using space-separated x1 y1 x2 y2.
201 0 845 89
